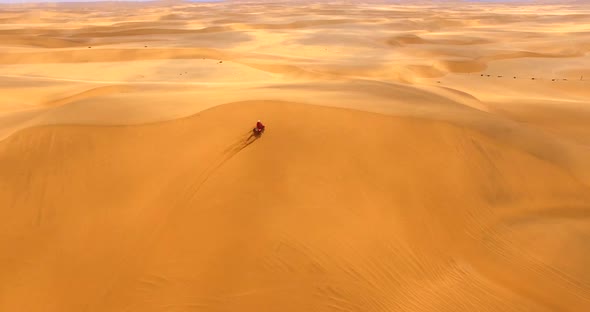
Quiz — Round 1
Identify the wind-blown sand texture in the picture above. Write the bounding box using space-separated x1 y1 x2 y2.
1 1 590 311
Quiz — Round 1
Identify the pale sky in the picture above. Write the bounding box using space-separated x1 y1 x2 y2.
0 0 560 4
0 0 221 3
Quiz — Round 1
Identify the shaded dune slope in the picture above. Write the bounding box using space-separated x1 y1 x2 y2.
1 101 589 312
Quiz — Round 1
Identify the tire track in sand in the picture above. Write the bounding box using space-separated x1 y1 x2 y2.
87 128 262 310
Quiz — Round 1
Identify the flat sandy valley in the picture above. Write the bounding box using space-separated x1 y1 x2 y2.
1 1 590 311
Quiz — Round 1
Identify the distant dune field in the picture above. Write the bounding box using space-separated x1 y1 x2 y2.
1 1 590 312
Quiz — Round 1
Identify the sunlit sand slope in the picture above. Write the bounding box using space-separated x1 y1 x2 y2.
1 101 590 312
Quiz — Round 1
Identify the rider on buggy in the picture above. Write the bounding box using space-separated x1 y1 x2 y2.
255 120 265 133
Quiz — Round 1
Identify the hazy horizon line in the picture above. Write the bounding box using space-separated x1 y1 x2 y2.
0 0 586 4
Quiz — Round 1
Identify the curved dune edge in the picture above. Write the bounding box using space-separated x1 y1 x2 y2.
0 77 491 142
386 34 493 46
2 98 590 186
1 47 586 87
0 19 357 39
0 48 235 65
44 85 136 107
1 100 589 312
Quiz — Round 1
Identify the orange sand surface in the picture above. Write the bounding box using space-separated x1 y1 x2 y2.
1 1 590 311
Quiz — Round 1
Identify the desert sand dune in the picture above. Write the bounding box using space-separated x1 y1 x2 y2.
1 1 590 312
1 101 590 312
